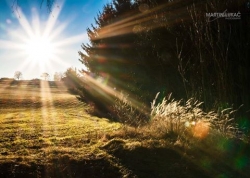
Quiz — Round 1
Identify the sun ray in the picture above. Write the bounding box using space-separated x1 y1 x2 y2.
43 4 63 38
53 33 88 47
40 79 61 141
92 1 200 40
77 73 150 117
48 22 68 40
7 29 29 42
0 39 24 49
14 7 34 38
0 1 90 81
31 8 41 36
49 55 72 68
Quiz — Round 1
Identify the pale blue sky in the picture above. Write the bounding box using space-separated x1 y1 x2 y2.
0 0 110 80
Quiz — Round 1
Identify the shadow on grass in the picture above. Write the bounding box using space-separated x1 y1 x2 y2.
101 138 250 178
104 147 209 178
0 157 122 178
1 139 250 178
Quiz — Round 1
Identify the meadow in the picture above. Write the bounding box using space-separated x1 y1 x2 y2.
0 79 249 178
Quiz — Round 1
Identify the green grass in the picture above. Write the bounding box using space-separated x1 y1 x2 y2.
0 81 250 177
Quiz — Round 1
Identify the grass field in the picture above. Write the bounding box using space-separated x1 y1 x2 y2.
0 80 249 178
0 80 124 177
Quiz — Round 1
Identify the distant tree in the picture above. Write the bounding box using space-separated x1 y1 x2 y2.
41 73 50 81
63 68 80 89
53 72 63 81
14 71 22 80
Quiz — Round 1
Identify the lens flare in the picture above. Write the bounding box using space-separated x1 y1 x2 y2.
192 120 210 139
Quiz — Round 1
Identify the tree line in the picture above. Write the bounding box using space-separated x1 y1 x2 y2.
13 71 63 81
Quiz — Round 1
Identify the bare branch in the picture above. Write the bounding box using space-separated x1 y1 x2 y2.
11 0 56 13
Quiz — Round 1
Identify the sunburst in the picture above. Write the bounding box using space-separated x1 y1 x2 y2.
0 2 87 79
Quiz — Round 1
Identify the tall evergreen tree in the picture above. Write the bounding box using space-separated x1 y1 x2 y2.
77 0 249 119
79 0 149 99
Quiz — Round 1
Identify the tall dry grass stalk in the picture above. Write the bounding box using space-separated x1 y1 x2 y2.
150 92 243 142
112 92 148 126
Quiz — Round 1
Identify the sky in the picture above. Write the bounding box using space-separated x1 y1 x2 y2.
0 0 110 80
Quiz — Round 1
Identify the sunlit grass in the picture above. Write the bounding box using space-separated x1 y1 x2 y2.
0 81 121 165
0 107 120 161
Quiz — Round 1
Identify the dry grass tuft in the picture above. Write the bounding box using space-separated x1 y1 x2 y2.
111 92 148 126
149 92 243 145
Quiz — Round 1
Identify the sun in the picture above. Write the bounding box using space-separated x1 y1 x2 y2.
25 35 55 64
0 3 88 79
7 5 63 69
